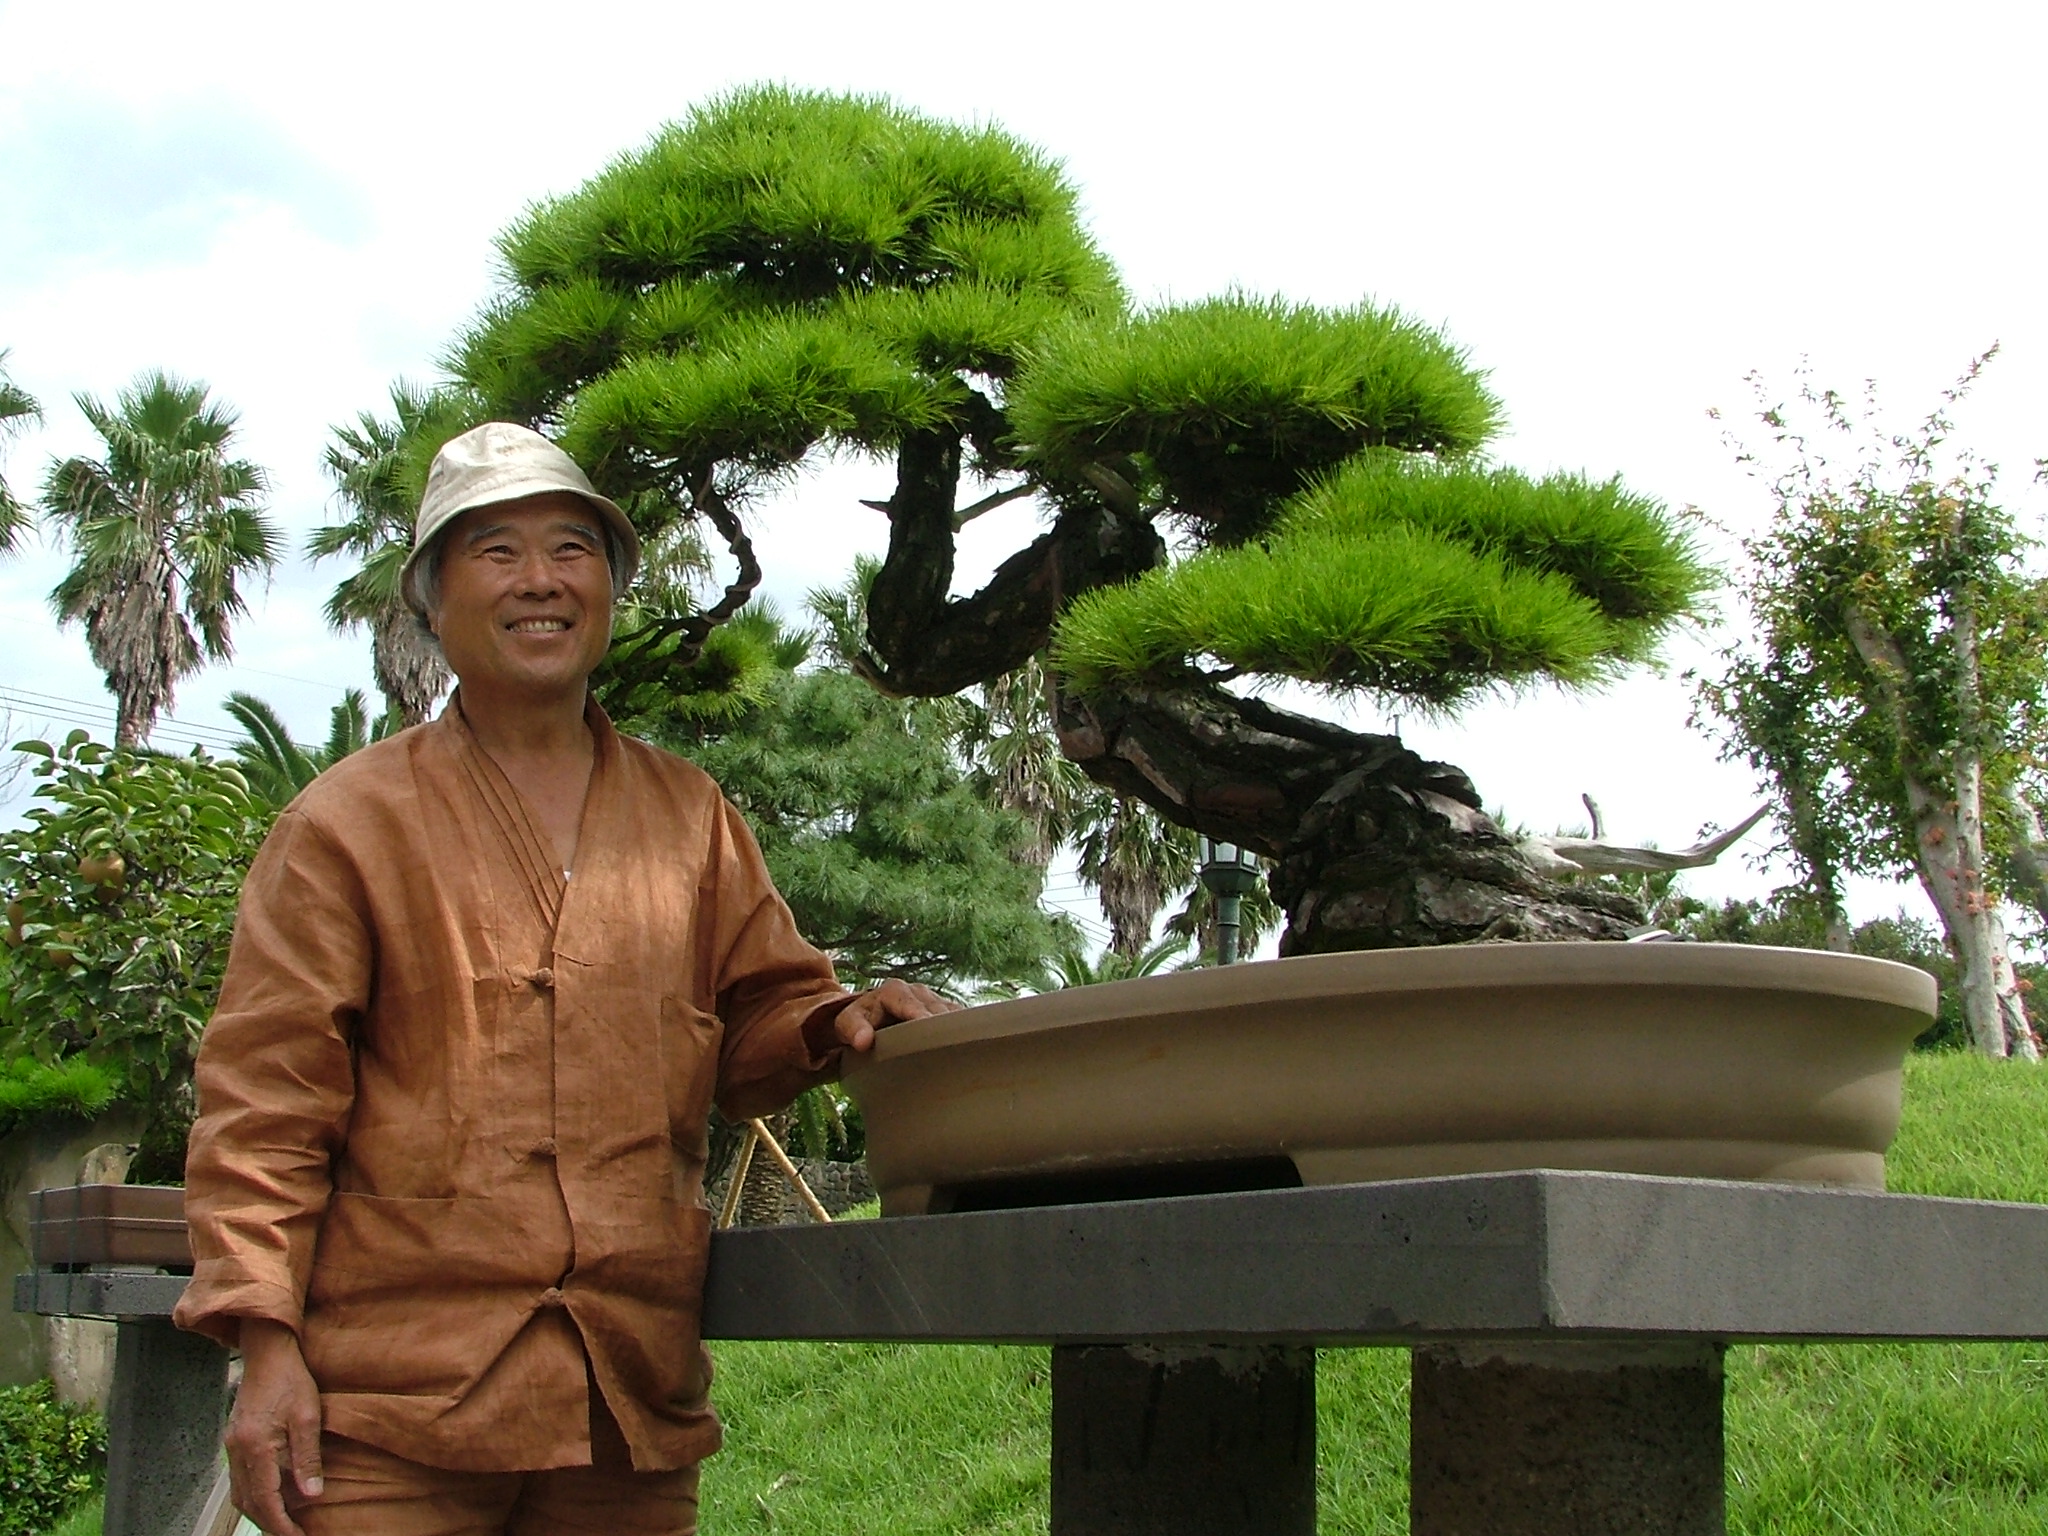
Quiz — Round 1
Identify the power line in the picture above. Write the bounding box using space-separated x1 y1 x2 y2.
0 686 245 751
0 686 242 745
0 615 363 699
220 664 357 698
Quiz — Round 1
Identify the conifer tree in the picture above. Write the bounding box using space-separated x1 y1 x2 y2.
436 86 1710 952
642 605 1063 991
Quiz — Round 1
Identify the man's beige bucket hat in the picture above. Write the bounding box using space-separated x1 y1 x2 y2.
400 422 641 616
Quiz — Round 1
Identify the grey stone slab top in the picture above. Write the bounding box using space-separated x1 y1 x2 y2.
699 1171 2048 1346
21 1173 2048 1345
15 1269 190 1321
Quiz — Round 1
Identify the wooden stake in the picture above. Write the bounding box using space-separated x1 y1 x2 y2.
190 1463 243 1536
716 1131 757 1229
746 1117 834 1223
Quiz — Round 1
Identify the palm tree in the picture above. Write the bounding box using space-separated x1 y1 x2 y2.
223 689 394 808
310 385 453 726
1028 933 1190 992
43 372 279 747
1077 791 1199 959
1165 879 1284 965
0 351 39 553
956 657 1093 867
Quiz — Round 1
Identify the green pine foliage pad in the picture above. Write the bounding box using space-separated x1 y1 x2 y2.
561 313 959 473
1052 456 1710 706
0 1055 121 1138
660 661 1061 991
1010 296 1504 540
439 88 1704 724
453 85 1116 483
1289 454 1708 624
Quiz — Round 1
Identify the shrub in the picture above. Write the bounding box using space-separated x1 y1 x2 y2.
0 1383 104 1536
0 732 272 1179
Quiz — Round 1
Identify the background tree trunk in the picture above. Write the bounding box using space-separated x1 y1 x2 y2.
2000 788 2048 929
371 603 448 727
738 1112 793 1226
1904 780 2034 1058
1842 603 2035 1058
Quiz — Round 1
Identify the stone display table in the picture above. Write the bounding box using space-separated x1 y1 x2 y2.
22 1171 2048 1534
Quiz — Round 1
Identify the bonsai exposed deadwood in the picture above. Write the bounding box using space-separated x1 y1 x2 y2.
1052 676 1642 953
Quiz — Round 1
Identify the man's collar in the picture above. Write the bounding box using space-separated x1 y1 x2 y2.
438 686 615 755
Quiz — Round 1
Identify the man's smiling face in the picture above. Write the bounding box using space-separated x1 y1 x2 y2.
428 491 615 704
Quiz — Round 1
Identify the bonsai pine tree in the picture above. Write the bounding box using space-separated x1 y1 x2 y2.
437 86 1712 953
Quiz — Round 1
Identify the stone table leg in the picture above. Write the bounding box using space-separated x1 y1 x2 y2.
1409 1340 1725 1536
103 1320 230 1536
1050 1343 1315 1535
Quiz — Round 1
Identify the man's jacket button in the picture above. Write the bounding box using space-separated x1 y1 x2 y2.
531 1136 557 1158
539 1287 566 1308
530 967 555 989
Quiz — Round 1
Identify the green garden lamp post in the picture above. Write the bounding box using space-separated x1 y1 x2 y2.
1197 836 1264 965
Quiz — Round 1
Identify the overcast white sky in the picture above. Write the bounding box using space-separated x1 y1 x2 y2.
3 0 2044 943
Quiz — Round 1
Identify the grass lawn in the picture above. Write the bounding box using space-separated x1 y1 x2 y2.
38 1052 2048 1534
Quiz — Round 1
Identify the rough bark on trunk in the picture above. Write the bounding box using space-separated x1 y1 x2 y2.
1842 605 2035 1059
91 543 185 750
1054 678 1642 953
859 443 1164 699
371 603 449 728
2001 788 2048 930
855 467 1636 953
1950 595 2037 1059
1901 775 2034 1058
738 1112 793 1227
1096 799 1170 960
1777 772 1854 952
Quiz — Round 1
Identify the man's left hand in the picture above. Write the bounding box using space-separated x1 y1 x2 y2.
831 979 959 1052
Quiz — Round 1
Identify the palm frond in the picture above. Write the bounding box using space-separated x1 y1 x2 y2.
44 372 277 744
223 692 321 805
1023 932 1189 991
323 691 373 760
0 350 40 553
225 689 381 808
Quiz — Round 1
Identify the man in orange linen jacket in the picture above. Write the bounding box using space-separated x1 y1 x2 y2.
175 423 952 1536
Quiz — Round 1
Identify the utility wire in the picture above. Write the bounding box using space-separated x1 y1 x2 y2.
0 685 246 751
0 613 363 699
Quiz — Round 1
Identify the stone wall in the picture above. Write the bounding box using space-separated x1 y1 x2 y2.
799 1158 877 1216
0 1107 143 1405
707 1157 874 1224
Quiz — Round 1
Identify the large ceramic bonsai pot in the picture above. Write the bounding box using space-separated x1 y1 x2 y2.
845 943 1936 1215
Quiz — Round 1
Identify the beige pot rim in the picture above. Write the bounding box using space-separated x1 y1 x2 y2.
854 942 1937 1068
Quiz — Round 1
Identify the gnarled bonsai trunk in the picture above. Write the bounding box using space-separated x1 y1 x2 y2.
851 450 1638 953
1053 678 1642 953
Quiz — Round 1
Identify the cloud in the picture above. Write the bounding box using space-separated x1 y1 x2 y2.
0 91 371 285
